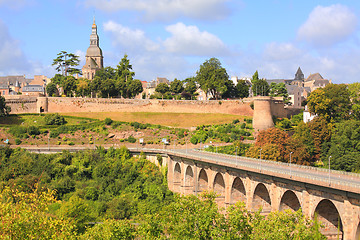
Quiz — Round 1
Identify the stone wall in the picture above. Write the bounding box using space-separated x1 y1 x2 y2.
46 97 254 116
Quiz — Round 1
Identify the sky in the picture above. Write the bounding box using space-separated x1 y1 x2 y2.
0 0 359 83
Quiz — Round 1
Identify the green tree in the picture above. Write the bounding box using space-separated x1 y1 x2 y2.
325 120 360 172
90 76 102 97
94 66 116 80
251 71 269 96
195 57 229 99
52 51 81 76
0 96 11 117
100 78 117 98
155 83 170 99
269 82 288 102
124 79 143 98
116 54 135 83
170 78 184 94
182 77 198 100
51 74 65 85
46 82 58 97
236 80 250 99
308 84 351 122
76 78 91 97
61 76 78 96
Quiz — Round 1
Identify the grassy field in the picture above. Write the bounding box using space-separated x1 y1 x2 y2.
62 112 245 128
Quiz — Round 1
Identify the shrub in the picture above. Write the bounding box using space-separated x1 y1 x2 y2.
68 141 75 146
45 113 66 125
9 126 28 138
104 118 113 125
127 136 136 143
27 126 40 136
15 138 22 145
232 119 240 124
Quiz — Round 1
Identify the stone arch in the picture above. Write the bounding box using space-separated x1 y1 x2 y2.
356 220 360 240
213 172 225 196
313 199 343 239
198 169 208 192
252 183 271 214
173 162 181 192
231 177 246 204
279 190 301 212
184 165 194 194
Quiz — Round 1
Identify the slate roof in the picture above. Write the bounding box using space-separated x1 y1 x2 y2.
306 73 324 82
22 85 44 92
0 75 32 85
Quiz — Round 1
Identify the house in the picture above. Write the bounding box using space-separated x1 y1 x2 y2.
286 85 302 108
303 73 331 91
22 85 45 96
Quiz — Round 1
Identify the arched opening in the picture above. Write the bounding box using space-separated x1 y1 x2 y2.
252 183 271 215
355 222 360 240
173 163 181 192
213 173 225 196
231 177 246 204
314 199 343 239
279 190 301 212
184 166 194 194
198 169 208 192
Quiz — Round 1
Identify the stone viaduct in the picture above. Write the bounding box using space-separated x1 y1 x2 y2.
24 146 360 239
130 148 360 240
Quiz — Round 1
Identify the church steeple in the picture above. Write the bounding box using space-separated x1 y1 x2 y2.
82 17 104 80
295 67 304 81
90 17 99 47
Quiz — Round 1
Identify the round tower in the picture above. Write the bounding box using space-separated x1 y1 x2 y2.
253 96 274 133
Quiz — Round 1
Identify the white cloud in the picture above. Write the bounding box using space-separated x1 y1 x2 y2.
0 19 30 75
103 21 159 52
263 42 302 61
297 4 357 47
164 22 229 56
84 0 231 21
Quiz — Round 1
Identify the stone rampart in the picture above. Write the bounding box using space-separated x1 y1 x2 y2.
5 96 254 116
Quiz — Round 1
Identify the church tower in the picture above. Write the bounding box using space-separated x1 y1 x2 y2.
82 17 104 80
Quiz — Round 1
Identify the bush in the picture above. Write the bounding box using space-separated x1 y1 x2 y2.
127 136 136 143
232 119 240 124
45 113 66 125
27 126 40 136
15 138 22 145
104 118 113 125
9 126 28 138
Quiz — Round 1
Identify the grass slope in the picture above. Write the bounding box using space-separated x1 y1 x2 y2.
62 112 243 128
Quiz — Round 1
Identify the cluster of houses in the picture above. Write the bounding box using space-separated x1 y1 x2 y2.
140 67 331 108
0 68 331 110
0 75 50 97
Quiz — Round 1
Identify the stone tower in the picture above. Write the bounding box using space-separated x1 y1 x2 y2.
82 17 104 80
293 67 304 87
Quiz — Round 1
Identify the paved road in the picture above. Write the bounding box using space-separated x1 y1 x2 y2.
166 148 360 192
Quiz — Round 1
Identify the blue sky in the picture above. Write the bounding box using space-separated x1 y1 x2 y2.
0 0 359 83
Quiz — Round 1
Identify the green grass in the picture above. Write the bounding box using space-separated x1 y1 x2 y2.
62 112 246 128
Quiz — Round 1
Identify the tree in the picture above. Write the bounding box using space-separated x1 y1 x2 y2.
222 80 237 99
52 51 81 76
195 58 229 99
0 96 10 117
61 76 78 96
51 74 65 85
155 83 170 99
251 71 269 96
76 78 91 97
324 120 360 172
236 80 250 99
100 78 117 98
170 78 184 95
307 84 351 122
125 79 143 98
90 76 102 97
116 54 135 82
269 82 288 102
46 82 58 97
95 66 116 80
182 77 198 100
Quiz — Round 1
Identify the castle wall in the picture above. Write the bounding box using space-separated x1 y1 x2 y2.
6 96 254 116
4 96 38 114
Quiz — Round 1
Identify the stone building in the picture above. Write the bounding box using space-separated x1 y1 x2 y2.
82 18 104 80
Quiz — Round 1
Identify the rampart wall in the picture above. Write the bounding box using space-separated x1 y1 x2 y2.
5 96 254 116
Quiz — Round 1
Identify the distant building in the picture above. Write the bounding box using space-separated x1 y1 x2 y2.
82 17 104 80
22 85 45 96
304 73 331 91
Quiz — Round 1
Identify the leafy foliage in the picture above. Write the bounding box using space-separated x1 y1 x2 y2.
45 113 67 125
